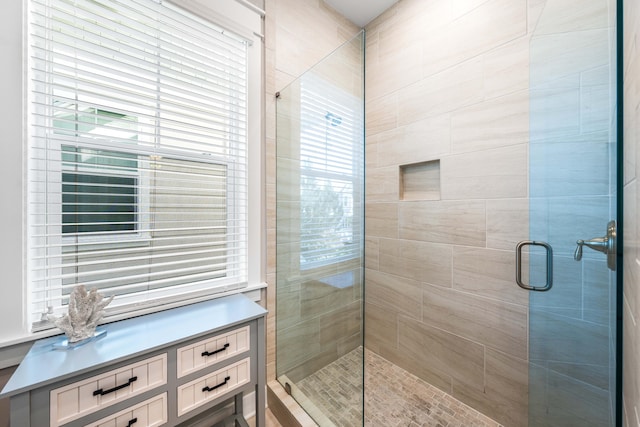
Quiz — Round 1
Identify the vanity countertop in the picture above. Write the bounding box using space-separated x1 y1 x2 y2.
0 294 267 398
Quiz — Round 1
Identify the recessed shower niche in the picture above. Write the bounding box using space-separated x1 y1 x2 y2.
400 159 441 201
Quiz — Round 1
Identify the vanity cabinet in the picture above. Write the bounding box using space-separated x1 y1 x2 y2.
0 294 267 427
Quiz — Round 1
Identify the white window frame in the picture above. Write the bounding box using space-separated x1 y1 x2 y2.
25 0 265 333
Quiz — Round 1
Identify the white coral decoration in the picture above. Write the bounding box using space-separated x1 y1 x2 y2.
48 285 114 343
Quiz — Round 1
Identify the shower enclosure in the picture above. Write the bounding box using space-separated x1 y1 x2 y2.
274 0 619 425
527 0 618 425
275 31 365 426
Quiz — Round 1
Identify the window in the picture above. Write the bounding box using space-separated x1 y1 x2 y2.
299 74 363 269
28 0 257 330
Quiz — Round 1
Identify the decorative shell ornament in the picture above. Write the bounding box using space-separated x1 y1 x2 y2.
48 285 114 343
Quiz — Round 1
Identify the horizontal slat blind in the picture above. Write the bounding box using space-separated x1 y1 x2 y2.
28 0 248 329
299 74 363 269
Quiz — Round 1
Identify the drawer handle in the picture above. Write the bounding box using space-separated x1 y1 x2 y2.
202 376 230 392
93 376 138 396
127 418 138 427
201 343 230 357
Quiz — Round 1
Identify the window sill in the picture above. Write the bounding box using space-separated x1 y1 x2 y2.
0 282 267 368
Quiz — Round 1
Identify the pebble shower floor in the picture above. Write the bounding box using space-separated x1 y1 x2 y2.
296 347 503 427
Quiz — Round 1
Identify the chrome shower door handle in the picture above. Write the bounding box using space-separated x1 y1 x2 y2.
516 241 553 292
574 220 617 271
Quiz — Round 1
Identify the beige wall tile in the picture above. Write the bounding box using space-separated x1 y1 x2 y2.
530 310 609 367
364 301 398 356
453 246 528 305
440 144 527 200
539 368 611 426
399 57 485 126
451 349 528 427
398 316 485 391
299 279 357 320
422 284 528 359
534 0 610 35
365 269 423 320
486 198 529 250
366 166 399 202
277 317 320 373
527 0 546 32
364 236 380 271
398 200 486 246
379 238 452 287
451 91 529 154
366 92 398 136
366 202 398 238
319 300 362 347
367 38 422 100
482 36 529 99
421 0 527 78
530 29 610 88
375 115 451 168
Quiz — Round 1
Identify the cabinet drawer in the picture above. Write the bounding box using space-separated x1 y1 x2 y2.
85 393 167 427
177 326 250 378
50 354 167 427
177 358 250 417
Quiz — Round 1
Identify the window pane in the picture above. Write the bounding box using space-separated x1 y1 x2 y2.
62 173 137 234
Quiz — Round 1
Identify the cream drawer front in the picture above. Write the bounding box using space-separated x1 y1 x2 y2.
85 393 167 427
177 358 250 417
50 354 167 427
177 326 250 378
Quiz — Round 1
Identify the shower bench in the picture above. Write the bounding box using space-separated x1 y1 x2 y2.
0 293 267 427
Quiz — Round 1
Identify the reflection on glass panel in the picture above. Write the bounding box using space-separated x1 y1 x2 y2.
276 30 364 426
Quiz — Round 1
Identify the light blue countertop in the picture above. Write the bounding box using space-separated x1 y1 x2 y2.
0 294 267 398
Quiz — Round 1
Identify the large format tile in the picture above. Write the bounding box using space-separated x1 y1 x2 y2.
453 246 528 305
534 0 611 36
365 269 423 320
482 35 529 99
364 301 398 356
530 140 611 198
422 284 528 359
399 57 485 125
452 349 528 427
441 144 527 200
365 92 398 136
379 238 452 287
365 203 398 239
530 28 610 88
365 166 399 202
398 200 486 246
486 198 529 251
421 0 527 78
451 91 529 154
319 300 362 348
277 317 320 374
398 316 486 391
529 309 609 366
375 114 451 168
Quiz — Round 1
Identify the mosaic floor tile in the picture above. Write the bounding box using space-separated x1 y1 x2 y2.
295 347 502 427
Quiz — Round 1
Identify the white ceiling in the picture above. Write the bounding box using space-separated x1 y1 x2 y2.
322 0 399 27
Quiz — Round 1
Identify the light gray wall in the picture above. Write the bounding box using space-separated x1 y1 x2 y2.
0 1 27 348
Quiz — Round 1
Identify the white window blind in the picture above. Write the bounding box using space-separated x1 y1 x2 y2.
299 74 363 269
28 0 249 330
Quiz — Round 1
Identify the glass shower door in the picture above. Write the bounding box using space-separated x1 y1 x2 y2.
275 31 365 426
526 0 618 425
